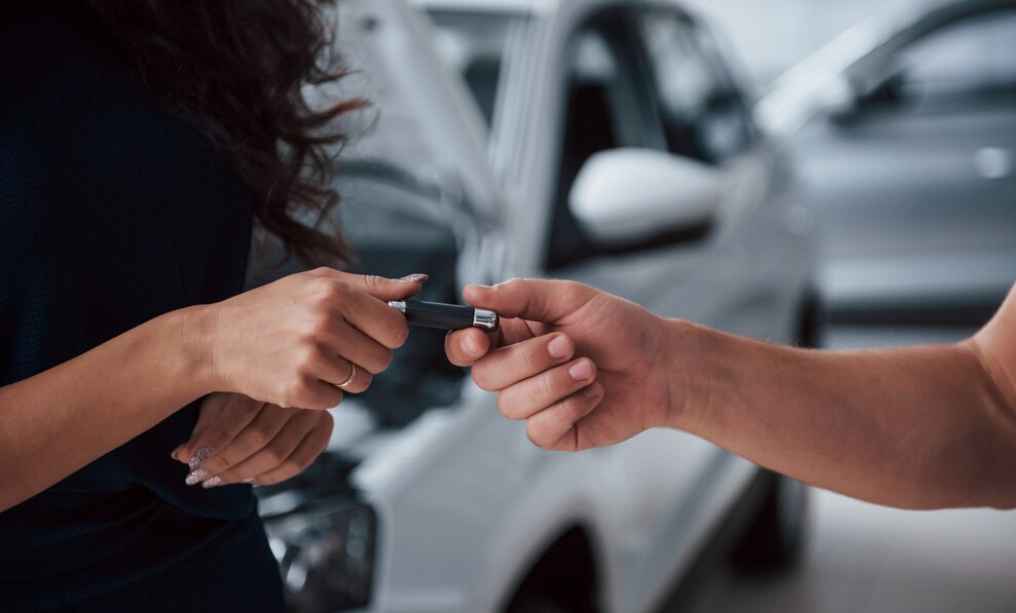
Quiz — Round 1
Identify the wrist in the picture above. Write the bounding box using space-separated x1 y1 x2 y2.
169 304 222 396
659 318 720 433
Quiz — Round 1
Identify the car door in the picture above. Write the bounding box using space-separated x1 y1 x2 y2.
533 6 787 611
801 9 1016 320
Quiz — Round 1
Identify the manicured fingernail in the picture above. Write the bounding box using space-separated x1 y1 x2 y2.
402 274 429 283
185 469 209 486
547 335 573 360
202 476 223 489
188 447 213 470
569 359 595 382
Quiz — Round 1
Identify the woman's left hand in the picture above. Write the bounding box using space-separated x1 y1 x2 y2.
173 392 334 488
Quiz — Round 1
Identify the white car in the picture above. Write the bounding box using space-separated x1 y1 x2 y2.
255 1 818 612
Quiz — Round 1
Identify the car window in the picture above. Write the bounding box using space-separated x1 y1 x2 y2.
546 12 663 270
426 10 530 127
640 11 754 164
898 11 1016 100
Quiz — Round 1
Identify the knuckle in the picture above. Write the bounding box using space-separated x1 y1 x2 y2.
390 323 410 349
244 429 269 450
296 344 320 371
376 349 394 373
316 389 342 410
473 367 497 392
560 281 587 302
264 447 285 465
500 278 526 293
311 276 337 297
313 279 345 306
497 393 523 420
563 395 587 420
283 380 307 407
308 312 334 337
538 371 559 400
321 413 335 436
526 422 552 450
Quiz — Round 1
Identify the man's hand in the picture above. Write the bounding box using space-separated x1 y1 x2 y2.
446 279 684 451
173 393 334 488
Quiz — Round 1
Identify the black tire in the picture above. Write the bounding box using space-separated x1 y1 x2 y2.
508 596 570 613
730 295 819 573
730 469 809 573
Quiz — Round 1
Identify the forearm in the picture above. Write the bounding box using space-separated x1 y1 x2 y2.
0 307 213 511
668 321 1016 510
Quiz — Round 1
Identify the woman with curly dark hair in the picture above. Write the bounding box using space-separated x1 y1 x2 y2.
0 3 417 610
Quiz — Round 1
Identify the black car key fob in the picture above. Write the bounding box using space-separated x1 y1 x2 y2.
388 300 499 332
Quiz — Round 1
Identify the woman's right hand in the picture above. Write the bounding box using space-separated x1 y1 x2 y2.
197 268 426 410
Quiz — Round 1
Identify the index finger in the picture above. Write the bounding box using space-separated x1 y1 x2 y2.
342 289 413 350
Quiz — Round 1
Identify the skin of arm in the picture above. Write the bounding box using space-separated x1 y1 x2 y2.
447 281 1016 511
0 270 424 512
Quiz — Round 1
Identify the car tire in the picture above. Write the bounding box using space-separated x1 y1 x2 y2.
730 469 809 573
508 596 570 613
730 295 819 573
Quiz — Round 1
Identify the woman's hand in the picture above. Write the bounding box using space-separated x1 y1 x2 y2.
172 393 334 488
445 279 682 452
196 268 426 410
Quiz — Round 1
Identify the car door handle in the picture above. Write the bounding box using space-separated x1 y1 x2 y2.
974 147 1012 180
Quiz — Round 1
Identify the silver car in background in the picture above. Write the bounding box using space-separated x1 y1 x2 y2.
760 0 1016 326
256 1 818 612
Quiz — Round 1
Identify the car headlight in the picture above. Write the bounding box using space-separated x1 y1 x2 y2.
265 502 378 612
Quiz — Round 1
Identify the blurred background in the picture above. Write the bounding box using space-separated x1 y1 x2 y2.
258 1 1016 611
683 2 1016 612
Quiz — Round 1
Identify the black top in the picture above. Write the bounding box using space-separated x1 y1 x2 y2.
0 8 283 611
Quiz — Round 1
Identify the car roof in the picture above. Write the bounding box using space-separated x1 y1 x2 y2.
757 0 1013 135
410 0 550 13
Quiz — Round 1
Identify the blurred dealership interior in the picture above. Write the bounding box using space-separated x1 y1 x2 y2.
6 2 1016 613
687 0 923 84
261 1 1016 612
662 2 1016 612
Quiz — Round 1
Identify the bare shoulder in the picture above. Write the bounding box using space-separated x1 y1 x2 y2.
973 284 1016 409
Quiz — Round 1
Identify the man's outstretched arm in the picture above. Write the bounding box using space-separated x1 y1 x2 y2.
447 281 1016 510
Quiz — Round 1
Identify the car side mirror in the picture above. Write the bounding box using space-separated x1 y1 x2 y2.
568 149 722 247
815 73 860 122
829 69 909 125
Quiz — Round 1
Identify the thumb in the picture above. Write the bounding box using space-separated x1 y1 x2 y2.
342 272 429 301
464 279 597 323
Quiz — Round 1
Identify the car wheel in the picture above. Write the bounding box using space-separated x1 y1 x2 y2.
731 469 810 573
731 296 818 573
508 596 570 613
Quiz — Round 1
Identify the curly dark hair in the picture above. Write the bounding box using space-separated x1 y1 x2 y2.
88 0 363 264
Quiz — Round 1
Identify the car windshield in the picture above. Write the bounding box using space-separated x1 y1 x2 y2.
424 9 530 127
